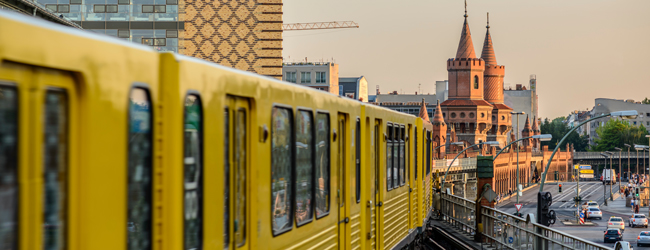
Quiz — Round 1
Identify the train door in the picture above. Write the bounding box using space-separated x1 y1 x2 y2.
224 96 250 250
337 113 348 250
373 120 382 249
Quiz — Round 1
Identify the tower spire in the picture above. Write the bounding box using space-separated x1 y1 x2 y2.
455 0 476 59
481 12 497 65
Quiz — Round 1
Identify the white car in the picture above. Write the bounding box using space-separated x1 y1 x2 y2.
608 217 626 232
582 201 599 210
629 214 648 228
587 208 602 220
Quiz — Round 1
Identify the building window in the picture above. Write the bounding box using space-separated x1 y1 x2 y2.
166 30 178 38
285 72 296 83
316 72 326 83
474 75 479 89
118 30 130 38
301 72 311 84
141 38 166 46
142 5 153 13
450 112 456 118
154 5 166 13
58 4 69 12
106 5 117 13
166 0 178 4
46 4 57 11
70 0 81 4
93 4 105 12
118 0 129 4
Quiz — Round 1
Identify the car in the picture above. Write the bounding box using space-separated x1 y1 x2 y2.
604 229 623 243
608 217 625 232
586 207 602 220
638 231 650 247
582 201 600 210
630 214 648 228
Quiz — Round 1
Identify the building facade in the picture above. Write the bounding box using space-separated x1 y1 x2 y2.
282 62 339 95
339 76 368 102
371 94 439 118
588 98 650 145
504 76 539 139
36 0 283 78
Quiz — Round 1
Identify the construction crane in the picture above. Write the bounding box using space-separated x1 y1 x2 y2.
283 21 359 31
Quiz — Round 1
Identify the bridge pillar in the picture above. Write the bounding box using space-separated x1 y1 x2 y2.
466 180 477 200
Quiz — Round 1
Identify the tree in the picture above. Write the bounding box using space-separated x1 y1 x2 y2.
540 117 589 152
590 119 650 152
642 97 650 104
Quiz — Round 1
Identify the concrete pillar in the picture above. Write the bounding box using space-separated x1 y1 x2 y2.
466 180 478 200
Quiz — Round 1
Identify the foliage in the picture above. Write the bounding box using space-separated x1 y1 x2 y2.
540 117 589 152
590 119 649 152
642 98 650 104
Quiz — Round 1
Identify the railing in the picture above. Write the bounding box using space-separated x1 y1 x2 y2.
439 192 612 250
574 151 649 160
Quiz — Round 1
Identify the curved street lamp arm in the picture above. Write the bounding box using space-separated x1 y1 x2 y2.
539 113 609 192
442 142 487 192
494 136 534 159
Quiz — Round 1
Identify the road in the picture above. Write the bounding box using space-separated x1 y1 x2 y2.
495 181 650 248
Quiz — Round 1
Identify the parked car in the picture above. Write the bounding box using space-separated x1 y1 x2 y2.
605 229 623 243
608 217 625 232
630 214 648 228
586 207 603 220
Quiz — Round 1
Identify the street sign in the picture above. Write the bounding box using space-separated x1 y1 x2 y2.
580 169 594 174
508 237 514 244
580 165 592 170
483 188 497 202
515 204 523 211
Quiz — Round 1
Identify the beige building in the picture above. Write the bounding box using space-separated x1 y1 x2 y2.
282 62 339 95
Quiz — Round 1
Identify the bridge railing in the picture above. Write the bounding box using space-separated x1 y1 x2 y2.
439 192 612 250
574 151 649 160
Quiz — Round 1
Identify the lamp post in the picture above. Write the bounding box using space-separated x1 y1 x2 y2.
442 141 499 194
601 153 611 205
616 147 623 192
511 112 525 203
606 151 614 201
625 144 631 181
539 110 638 192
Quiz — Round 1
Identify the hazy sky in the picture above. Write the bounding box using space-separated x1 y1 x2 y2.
283 0 650 119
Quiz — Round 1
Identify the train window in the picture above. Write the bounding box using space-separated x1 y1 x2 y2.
0 86 18 250
426 131 431 176
271 107 293 235
224 109 229 249
235 109 246 245
414 126 417 180
184 94 203 249
43 89 68 250
295 110 313 226
355 119 360 203
400 125 405 186
315 113 330 218
386 124 392 190
392 125 398 188
127 88 153 250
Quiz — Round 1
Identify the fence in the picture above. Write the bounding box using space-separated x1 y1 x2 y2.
439 192 612 250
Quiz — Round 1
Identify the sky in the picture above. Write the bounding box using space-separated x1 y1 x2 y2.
283 0 650 119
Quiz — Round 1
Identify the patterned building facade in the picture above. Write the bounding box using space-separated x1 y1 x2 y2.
182 0 283 78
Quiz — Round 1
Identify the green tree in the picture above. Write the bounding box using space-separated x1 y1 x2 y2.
642 97 650 104
540 117 589 151
590 119 649 151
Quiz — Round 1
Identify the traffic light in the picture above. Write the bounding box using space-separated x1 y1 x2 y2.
636 188 640 197
559 184 562 193
554 171 559 180
537 192 554 226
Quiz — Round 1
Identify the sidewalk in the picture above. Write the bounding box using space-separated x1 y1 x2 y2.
600 193 637 218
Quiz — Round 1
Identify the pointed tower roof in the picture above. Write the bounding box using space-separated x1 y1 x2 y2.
418 98 430 122
481 12 497 65
455 0 477 59
433 100 445 124
523 115 531 131
531 116 539 132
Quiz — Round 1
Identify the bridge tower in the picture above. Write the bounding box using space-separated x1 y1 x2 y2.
432 100 447 159
521 115 533 147
481 13 513 147
440 4 493 146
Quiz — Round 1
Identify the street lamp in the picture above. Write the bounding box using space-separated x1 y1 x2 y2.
625 144 632 181
615 147 623 190
442 141 499 194
606 151 615 201
539 110 638 192
511 111 526 202
601 153 612 204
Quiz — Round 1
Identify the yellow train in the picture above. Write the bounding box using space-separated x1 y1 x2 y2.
0 10 439 250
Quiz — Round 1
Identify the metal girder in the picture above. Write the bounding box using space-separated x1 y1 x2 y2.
283 21 359 31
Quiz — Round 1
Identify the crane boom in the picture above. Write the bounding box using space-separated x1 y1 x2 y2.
283 21 359 31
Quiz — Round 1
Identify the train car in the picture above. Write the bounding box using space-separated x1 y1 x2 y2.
0 10 161 250
0 10 441 250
